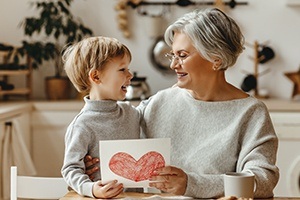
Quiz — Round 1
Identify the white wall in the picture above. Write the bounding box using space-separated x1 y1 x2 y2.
1 0 300 100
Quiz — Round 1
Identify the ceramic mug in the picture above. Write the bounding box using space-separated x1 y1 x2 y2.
241 74 257 92
258 46 275 64
223 172 255 199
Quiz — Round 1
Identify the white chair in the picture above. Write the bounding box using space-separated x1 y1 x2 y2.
10 166 69 199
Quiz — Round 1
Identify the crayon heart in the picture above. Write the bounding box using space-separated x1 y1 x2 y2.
109 151 165 182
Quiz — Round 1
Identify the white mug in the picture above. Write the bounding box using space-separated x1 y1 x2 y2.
224 172 255 199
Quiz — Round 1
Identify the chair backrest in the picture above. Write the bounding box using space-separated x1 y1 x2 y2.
10 166 69 199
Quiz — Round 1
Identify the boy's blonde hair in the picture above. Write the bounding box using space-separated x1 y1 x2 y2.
62 36 132 93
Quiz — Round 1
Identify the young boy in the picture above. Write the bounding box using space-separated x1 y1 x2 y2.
61 36 140 199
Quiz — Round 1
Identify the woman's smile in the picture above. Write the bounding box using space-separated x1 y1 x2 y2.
176 71 188 79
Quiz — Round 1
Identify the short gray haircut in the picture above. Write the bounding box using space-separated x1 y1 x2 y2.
164 8 245 70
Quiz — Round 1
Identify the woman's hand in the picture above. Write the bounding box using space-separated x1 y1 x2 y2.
149 166 188 195
84 155 100 180
92 180 123 199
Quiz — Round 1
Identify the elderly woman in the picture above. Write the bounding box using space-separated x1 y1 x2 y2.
85 8 279 199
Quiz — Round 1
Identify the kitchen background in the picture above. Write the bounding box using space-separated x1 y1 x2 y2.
0 0 300 100
1 0 300 199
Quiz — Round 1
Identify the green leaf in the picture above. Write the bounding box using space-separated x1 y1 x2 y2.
45 18 54 35
54 29 60 39
18 0 93 74
13 55 19 64
58 1 70 15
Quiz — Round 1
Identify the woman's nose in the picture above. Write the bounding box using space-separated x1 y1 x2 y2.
170 61 179 70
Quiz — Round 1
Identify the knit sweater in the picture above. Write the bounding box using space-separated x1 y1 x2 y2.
61 96 141 198
137 87 279 199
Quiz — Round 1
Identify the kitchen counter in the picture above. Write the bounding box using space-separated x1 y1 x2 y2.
0 99 299 116
33 100 84 111
60 190 300 200
0 102 32 121
0 100 141 116
262 99 300 112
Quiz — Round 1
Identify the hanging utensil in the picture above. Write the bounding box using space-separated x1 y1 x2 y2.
150 37 174 75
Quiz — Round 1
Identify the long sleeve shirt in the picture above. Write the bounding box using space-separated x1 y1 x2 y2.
137 87 279 199
61 97 140 197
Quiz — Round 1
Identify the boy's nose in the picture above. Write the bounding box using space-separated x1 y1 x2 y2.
128 71 133 79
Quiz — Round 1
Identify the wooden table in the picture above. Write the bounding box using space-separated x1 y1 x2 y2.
60 190 300 200
60 190 192 199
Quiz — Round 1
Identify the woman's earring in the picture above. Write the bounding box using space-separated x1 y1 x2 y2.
213 59 221 71
212 65 218 71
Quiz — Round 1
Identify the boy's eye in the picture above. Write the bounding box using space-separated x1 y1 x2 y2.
119 68 130 72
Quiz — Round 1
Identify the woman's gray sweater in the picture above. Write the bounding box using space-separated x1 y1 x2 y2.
137 87 279 199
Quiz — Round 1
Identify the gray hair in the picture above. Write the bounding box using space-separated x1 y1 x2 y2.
164 8 245 70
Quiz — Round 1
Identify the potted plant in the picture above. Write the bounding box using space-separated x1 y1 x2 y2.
19 0 93 100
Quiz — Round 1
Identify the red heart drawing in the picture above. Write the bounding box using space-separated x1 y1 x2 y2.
109 151 165 182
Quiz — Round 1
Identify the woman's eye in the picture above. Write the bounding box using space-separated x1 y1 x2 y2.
178 53 187 58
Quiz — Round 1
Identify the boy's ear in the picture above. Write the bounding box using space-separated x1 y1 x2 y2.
89 69 101 84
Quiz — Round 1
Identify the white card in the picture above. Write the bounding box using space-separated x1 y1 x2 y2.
99 138 170 188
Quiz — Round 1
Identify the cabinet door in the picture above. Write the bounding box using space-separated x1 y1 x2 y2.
270 112 300 197
0 113 31 154
270 112 300 139
31 111 78 177
0 112 31 200
15 112 31 150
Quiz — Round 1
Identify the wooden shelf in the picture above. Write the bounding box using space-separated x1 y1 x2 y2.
0 88 31 96
0 70 30 76
0 46 32 100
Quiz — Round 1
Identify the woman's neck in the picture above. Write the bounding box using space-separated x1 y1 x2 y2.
187 72 248 101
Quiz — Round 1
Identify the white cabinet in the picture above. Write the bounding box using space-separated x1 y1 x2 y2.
0 114 31 151
30 101 141 177
0 104 32 151
31 101 83 177
270 112 300 139
11 112 31 150
270 112 300 197
0 104 32 200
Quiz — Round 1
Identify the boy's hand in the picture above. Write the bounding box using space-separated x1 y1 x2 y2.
92 180 123 199
84 155 100 180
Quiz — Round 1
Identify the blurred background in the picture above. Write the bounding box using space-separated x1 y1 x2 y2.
0 0 299 100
